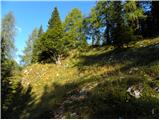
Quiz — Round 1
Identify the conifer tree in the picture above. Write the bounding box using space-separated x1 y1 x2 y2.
63 8 86 48
95 1 114 45
35 7 65 64
1 12 19 118
21 28 38 66
38 25 44 37
124 1 145 35
112 1 134 47
48 7 62 29
31 25 44 63
83 7 102 46
1 12 16 59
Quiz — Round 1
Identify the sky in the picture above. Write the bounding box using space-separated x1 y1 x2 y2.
1 1 96 63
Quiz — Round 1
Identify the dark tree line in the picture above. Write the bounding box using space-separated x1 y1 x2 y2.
140 1 159 37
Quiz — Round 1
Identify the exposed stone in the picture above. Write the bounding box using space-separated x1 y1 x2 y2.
129 70 132 74
152 108 155 115
154 87 159 93
61 115 67 119
70 112 78 118
133 67 138 71
149 44 159 49
127 84 143 99
63 99 73 104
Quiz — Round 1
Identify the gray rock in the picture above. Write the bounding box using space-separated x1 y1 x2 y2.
70 112 78 118
127 84 143 99
154 87 159 93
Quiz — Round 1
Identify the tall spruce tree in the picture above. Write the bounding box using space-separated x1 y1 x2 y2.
38 25 44 37
1 12 16 59
151 1 159 36
124 1 145 35
31 25 44 63
1 12 16 83
48 7 62 29
84 7 102 46
95 1 114 45
140 1 159 37
21 28 38 66
63 8 86 48
1 12 19 118
34 7 65 64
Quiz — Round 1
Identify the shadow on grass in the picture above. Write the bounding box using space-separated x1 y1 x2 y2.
2 82 35 119
25 72 159 119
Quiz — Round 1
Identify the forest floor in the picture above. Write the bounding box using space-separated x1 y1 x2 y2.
10 37 159 118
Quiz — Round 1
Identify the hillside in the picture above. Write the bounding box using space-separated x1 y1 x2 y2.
13 37 159 118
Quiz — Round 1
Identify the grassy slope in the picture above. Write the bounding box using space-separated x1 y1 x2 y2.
17 37 158 118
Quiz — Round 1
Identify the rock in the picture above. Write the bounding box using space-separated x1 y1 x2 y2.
118 116 123 119
149 44 159 49
79 90 88 96
154 44 159 48
134 90 141 99
120 76 125 79
127 84 143 99
129 70 132 74
70 95 78 101
61 116 67 119
152 108 155 115
133 67 138 71
63 100 73 104
70 112 78 118
154 87 159 93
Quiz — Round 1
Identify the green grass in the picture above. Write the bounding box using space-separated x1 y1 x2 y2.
8 37 159 118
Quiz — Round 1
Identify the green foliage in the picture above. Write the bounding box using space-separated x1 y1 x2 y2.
63 8 87 48
32 7 73 63
48 7 62 29
32 8 66 63
1 12 24 118
83 7 102 46
124 1 145 34
31 26 44 63
92 1 146 47
1 12 16 59
21 28 38 66
36 28 66 63
1 11 17 93
112 25 134 48
95 1 114 45
38 25 44 37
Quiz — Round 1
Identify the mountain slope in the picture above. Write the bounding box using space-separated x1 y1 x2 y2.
19 37 159 118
